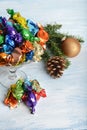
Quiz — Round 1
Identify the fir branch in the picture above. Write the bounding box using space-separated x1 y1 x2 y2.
64 59 71 69
46 41 71 68
44 24 84 43
46 41 64 57
44 24 62 35
43 23 84 69
42 51 50 62
65 34 84 43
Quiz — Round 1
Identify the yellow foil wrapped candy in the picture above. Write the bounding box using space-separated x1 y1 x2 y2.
13 12 28 29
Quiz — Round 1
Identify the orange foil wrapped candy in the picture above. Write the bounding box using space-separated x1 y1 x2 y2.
37 26 49 49
6 54 14 65
0 30 3 35
38 41 46 50
21 40 34 53
11 47 22 65
4 84 18 109
4 92 18 109
0 52 8 66
37 29 49 42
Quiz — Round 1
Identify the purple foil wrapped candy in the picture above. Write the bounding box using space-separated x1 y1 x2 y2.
1 17 7 26
23 91 37 114
1 17 13 28
6 25 17 39
14 33 23 46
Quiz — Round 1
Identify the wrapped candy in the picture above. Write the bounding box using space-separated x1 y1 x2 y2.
21 40 34 53
0 52 8 66
13 12 28 29
25 50 34 61
21 27 40 43
0 9 49 66
6 9 15 18
31 80 47 100
33 42 44 62
0 30 3 35
4 78 47 114
16 53 25 65
0 17 5 30
31 79 42 92
22 79 46 113
22 90 37 114
0 35 4 45
21 28 31 40
4 84 18 109
11 47 22 65
4 92 18 109
4 79 24 109
12 79 24 100
6 25 17 39
37 28 49 42
23 79 47 100
6 54 14 65
37 24 49 49
14 33 23 45
27 19 39 36
3 44 14 54
0 46 3 52
23 79 32 91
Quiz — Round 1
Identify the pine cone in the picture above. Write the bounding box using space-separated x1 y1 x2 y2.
46 56 66 78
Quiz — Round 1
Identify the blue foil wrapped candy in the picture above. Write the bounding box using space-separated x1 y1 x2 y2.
3 44 14 54
27 19 39 36
26 50 34 61
5 35 15 48
23 79 32 91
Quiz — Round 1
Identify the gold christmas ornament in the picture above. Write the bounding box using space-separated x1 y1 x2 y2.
46 56 66 78
61 37 81 58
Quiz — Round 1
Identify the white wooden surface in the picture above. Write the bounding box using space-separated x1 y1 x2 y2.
0 0 87 129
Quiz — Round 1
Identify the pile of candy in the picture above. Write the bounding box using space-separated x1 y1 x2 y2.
4 79 46 114
0 9 49 66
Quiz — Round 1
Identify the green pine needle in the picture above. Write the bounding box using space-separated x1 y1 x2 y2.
42 23 84 69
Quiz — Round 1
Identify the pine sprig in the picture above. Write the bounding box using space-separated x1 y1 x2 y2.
44 23 62 35
46 41 64 56
42 23 84 69
42 51 50 62
44 24 84 43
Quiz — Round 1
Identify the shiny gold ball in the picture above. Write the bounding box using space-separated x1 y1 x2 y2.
61 37 81 58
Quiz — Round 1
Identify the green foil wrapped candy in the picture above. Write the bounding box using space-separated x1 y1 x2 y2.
12 79 24 101
0 35 4 45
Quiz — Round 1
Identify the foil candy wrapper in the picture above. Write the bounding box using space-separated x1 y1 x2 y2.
4 78 47 114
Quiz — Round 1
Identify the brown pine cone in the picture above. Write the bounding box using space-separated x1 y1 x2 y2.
46 56 66 78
